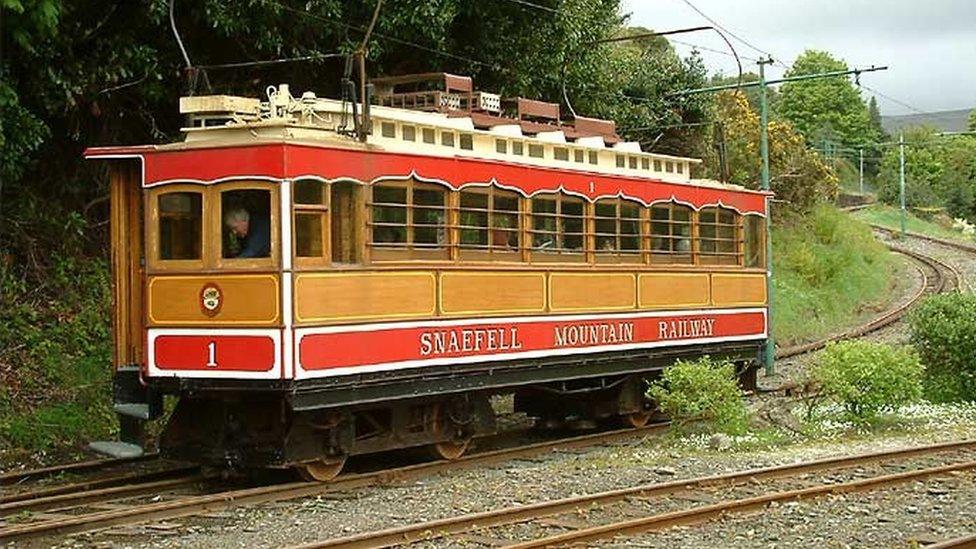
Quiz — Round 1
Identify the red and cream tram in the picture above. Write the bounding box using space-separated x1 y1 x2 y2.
86 73 769 480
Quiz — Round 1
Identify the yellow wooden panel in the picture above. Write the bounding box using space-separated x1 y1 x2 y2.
148 274 280 326
296 272 436 323
638 273 710 309
549 273 636 312
440 272 546 315
711 273 767 306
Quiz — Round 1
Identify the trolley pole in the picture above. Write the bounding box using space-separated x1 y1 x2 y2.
858 148 864 194
758 57 775 376
899 132 906 237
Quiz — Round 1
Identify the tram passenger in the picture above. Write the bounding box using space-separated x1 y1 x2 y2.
224 207 271 258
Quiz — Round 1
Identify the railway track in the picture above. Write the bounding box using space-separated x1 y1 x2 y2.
0 423 669 543
0 453 158 487
298 439 976 548
775 243 960 360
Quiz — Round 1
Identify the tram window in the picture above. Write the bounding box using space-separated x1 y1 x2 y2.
595 199 642 261
331 182 361 263
294 180 328 260
666 161 675 173
381 122 396 138
222 189 272 259
699 207 740 265
422 128 436 144
459 186 520 258
528 144 544 158
628 156 638 169
158 192 202 260
459 134 474 150
641 158 650 170
371 185 408 245
744 215 765 268
650 203 693 264
402 125 416 141
496 139 507 154
512 142 524 156
413 187 447 247
653 159 662 172
531 193 584 259
588 151 598 165
616 155 625 168
554 147 569 161
441 132 455 147
574 149 584 163
370 180 446 259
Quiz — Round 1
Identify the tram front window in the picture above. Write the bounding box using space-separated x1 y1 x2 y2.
222 189 272 258
158 192 202 260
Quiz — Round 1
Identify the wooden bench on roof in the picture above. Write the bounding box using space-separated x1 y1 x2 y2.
373 72 475 112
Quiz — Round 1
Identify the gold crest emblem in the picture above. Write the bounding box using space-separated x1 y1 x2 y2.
200 284 222 316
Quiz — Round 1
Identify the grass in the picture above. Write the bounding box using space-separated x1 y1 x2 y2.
772 203 900 345
851 203 976 244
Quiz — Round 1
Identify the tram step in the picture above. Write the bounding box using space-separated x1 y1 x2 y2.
88 441 145 459
114 403 151 419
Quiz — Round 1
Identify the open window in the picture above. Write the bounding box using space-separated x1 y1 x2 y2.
530 192 585 262
458 185 521 261
698 206 741 266
650 202 693 265
594 198 642 263
369 179 448 261
217 182 278 269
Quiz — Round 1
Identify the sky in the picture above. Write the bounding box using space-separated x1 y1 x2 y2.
622 0 976 117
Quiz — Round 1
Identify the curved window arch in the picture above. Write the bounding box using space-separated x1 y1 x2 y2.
649 201 693 264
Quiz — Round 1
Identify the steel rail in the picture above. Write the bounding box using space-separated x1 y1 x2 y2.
294 439 976 549
510 457 976 548
0 453 158 486
928 533 976 549
0 424 668 542
0 465 198 506
0 474 207 516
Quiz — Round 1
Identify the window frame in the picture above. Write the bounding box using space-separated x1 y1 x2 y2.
697 206 742 266
292 179 331 269
457 184 523 262
368 178 450 262
593 198 644 264
648 201 695 265
529 192 587 263
147 183 208 272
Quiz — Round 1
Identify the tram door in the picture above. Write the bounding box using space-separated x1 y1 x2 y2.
109 161 145 370
330 181 362 263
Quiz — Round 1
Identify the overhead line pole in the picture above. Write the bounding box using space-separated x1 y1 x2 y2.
671 62 888 376
900 133 907 237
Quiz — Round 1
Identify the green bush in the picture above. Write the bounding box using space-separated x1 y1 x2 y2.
648 357 749 435
910 293 976 402
812 341 923 423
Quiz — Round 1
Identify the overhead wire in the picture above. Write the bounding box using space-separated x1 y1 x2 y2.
493 0 561 14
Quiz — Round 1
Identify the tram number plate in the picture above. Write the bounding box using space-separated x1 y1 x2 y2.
153 335 276 372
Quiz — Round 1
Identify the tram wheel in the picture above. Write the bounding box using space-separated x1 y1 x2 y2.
621 410 652 429
428 401 472 460
297 455 347 482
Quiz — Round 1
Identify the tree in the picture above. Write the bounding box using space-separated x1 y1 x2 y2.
969 109 976 132
707 91 837 212
868 96 885 138
778 50 877 150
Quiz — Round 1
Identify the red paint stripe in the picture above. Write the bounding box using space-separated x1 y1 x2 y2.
299 311 765 371
154 335 276 372
87 144 768 214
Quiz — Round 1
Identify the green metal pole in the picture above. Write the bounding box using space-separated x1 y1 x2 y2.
859 148 864 194
899 132 906 237
759 58 775 375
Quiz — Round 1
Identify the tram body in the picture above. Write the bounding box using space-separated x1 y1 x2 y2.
86 74 769 477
